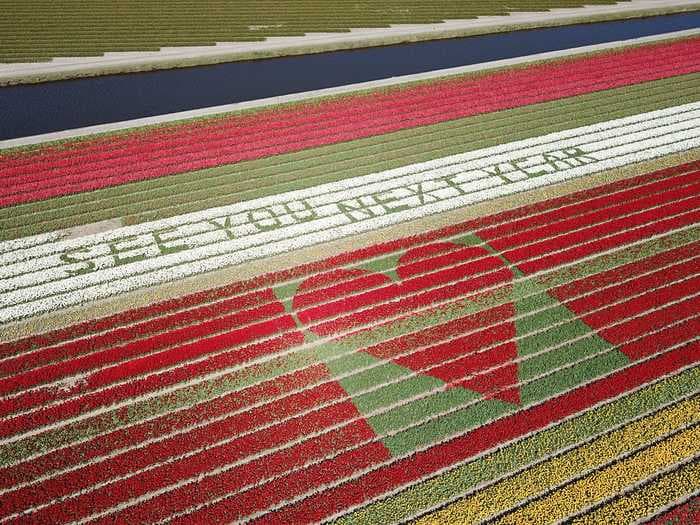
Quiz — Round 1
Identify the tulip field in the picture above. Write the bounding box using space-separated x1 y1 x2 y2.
0 32 699 524
3 0 699 86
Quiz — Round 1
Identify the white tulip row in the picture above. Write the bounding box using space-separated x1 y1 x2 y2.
0 101 698 323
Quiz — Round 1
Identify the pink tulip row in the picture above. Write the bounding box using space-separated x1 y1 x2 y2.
0 37 698 208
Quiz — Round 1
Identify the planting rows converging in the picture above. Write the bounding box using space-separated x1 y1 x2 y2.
0 160 699 523
0 32 698 524
0 100 699 324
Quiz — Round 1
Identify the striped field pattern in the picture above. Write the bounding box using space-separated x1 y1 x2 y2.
1 32 699 523
0 0 687 63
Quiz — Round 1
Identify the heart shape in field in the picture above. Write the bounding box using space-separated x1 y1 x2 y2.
293 242 520 404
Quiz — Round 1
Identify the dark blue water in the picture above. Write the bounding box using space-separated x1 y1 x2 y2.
1 11 699 140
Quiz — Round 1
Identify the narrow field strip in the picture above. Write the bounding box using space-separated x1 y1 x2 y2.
1 102 698 323
6 0 688 68
488 425 700 525
568 459 700 524
642 490 700 524
5 72 700 243
1 36 698 207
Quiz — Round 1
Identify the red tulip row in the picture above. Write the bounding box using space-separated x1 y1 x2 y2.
0 37 698 207
1 163 695 377
0 163 698 523
3 36 696 174
0 166 696 432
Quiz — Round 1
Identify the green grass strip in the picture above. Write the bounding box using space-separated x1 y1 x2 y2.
334 364 700 525
1 226 694 466
4 7 697 85
321 232 627 456
3 72 699 241
0 1 665 63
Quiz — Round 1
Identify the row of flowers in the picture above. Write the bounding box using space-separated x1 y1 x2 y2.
2 38 698 206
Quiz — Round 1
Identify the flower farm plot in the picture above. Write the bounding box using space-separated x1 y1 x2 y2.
0 34 699 524
2 0 698 84
0 0 693 63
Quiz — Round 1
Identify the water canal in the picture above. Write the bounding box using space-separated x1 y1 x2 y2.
1 10 699 140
